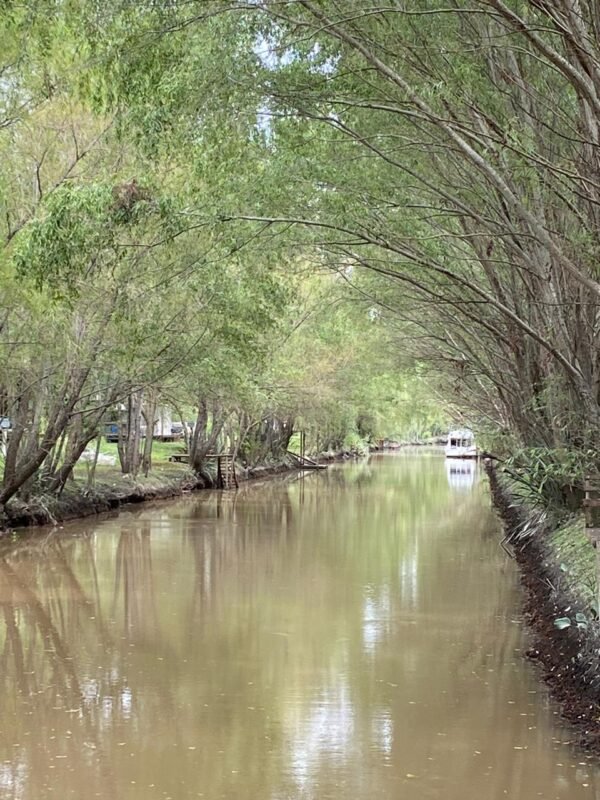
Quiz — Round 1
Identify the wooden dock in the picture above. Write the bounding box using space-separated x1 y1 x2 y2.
167 451 238 489
210 452 238 489
286 450 327 470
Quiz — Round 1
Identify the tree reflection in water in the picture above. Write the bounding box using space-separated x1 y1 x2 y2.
0 535 117 799
0 455 595 799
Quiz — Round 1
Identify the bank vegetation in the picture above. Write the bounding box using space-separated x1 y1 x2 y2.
3 1 600 522
0 2 453 525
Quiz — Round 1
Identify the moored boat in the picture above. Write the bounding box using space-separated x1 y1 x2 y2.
445 428 478 458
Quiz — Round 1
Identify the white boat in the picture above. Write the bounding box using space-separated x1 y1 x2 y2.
445 428 478 459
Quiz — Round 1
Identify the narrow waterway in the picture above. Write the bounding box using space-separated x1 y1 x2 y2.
0 453 597 799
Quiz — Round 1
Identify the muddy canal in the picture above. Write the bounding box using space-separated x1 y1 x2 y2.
0 453 598 799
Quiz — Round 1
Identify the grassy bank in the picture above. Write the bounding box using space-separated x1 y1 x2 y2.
548 518 597 619
2 446 361 531
487 462 600 751
2 440 196 528
5 465 202 529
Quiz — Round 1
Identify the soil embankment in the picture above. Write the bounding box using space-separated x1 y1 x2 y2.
487 461 600 751
4 472 206 529
2 449 360 531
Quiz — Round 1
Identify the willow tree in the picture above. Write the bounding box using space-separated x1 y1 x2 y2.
235 1 600 449
7 0 600 505
242 2 600 470
64 1 600 453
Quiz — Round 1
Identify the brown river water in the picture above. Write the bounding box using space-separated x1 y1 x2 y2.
0 452 598 799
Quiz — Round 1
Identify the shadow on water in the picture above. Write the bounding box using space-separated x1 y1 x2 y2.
0 453 597 798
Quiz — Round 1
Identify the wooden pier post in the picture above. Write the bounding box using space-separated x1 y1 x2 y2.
583 477 600 615
212 453 238 490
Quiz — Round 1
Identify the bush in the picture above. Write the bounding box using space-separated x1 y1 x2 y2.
502 447 591 513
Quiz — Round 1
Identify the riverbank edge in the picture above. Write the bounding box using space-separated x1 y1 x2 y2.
486 461 600 751
1 449 359 532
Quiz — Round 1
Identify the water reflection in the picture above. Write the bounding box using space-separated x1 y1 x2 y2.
445 457 478 491
0 454 597 799
362 584 392 655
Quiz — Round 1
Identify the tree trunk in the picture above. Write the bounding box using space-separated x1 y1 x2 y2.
189 398 227 475
0 364 92 509
117 391 144 476
141 394 158 477
87 434 102 489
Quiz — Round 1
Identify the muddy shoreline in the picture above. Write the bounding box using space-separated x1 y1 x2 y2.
486 461 600 752
2 449 359 533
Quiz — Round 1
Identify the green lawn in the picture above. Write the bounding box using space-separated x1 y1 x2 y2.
71 438 192 486
96 438 187 463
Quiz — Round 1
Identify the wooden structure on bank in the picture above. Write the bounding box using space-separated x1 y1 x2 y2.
211 452 238 489
168 451 189 463
583 478 600 546
285 431 327 469
286 431 327 470
168 451 238 489
286 450 327 470
583 478 600 615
